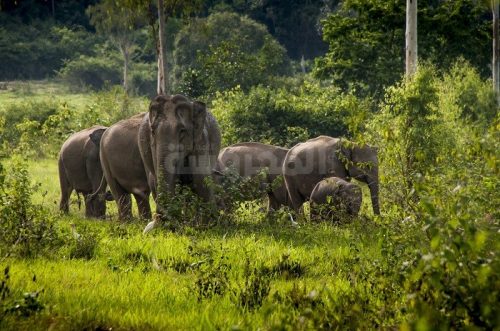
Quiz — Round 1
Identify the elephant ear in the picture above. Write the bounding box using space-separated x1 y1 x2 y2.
192 101 207 138
89 128 106 148
149 95 169 131
338 138 353 170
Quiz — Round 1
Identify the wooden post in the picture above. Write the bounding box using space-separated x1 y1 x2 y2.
405 0 417 77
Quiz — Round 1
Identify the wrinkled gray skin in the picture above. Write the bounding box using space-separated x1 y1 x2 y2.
310 177 362 217
216 142 291 211
283 136 380 215
100 113 152 220
138 95 221 211
58 126 112 218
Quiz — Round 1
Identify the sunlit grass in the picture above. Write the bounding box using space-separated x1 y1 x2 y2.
1 156 386 330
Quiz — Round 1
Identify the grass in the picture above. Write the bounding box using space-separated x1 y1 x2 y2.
0 82 403 329
0 80 89 110
1 156 396 330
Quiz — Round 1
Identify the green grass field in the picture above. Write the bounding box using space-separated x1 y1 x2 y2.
2 157 395 330
2 80 496 330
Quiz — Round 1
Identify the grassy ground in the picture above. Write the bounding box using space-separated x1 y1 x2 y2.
0 81 407 330
0 80 90 109
1 156 397 330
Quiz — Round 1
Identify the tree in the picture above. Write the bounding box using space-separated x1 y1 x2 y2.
173 11 290 98
314 0 491 98
492 0 500 103
86 1 144 93
406 0 417 77
157 0 166 94
113 0 202 95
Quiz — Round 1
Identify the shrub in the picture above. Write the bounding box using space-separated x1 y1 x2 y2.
0 98 60 149
367 65 447 212
58 54 121 91
173 11 290 97
232 258 271 310
0 158 62 258
0 18 102 80
68 224 100 260
129 62 156 97
193 246 231 300
402 116 499 329
211 80 367 147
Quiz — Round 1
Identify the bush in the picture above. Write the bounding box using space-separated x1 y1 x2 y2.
211 80 367 147
68 224 100 260
1 87 145 158
58 54 121 91
173 11 291 97
129 62 156 97
0 98 60 148
0 158 62 258
0 17 102 80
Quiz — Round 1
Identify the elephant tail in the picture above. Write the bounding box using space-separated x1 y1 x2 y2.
88 175 107 201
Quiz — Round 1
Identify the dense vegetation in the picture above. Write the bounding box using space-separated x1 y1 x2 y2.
0 0 499 330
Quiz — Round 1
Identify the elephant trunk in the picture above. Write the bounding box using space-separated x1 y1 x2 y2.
368 177 380 215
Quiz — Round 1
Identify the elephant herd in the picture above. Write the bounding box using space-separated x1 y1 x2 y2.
58 94 380 226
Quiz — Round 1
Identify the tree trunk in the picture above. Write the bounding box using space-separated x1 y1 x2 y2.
493 0 500 104
157 0 166 95
51 0 55 18
405 0 417 77
122 46 129 95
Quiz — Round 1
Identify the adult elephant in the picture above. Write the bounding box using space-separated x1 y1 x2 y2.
58 125 112 218
216 142 291 211
138 94 221 215
283 136 380 215
100 113 152 220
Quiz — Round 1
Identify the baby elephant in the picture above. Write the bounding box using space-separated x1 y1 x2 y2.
310 177 362 221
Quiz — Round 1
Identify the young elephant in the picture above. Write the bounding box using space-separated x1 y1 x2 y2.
216 142 291 211
310 177 362 220
58 125 111 218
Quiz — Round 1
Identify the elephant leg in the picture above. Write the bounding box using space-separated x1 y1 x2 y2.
285 180 306 212
58 158 72 214
267 193 280 212
134 193 151 220
107 178 132 220
84 193 93 218
117 194 132 220
191 174 213 203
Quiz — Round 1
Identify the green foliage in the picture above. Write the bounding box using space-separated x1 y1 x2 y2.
315 0 491 98
232 257 271 310
156 184 218 230
0 267 44 323
68 224 100 260
173 11 291 97
368 65 446 211
0 86 145 158
194 246 231 300
129 62 157 97
438 58 497 125
0 98 60 147
58 54 122 91
0 158 61 258
211 80 366 147
0 18 101 80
